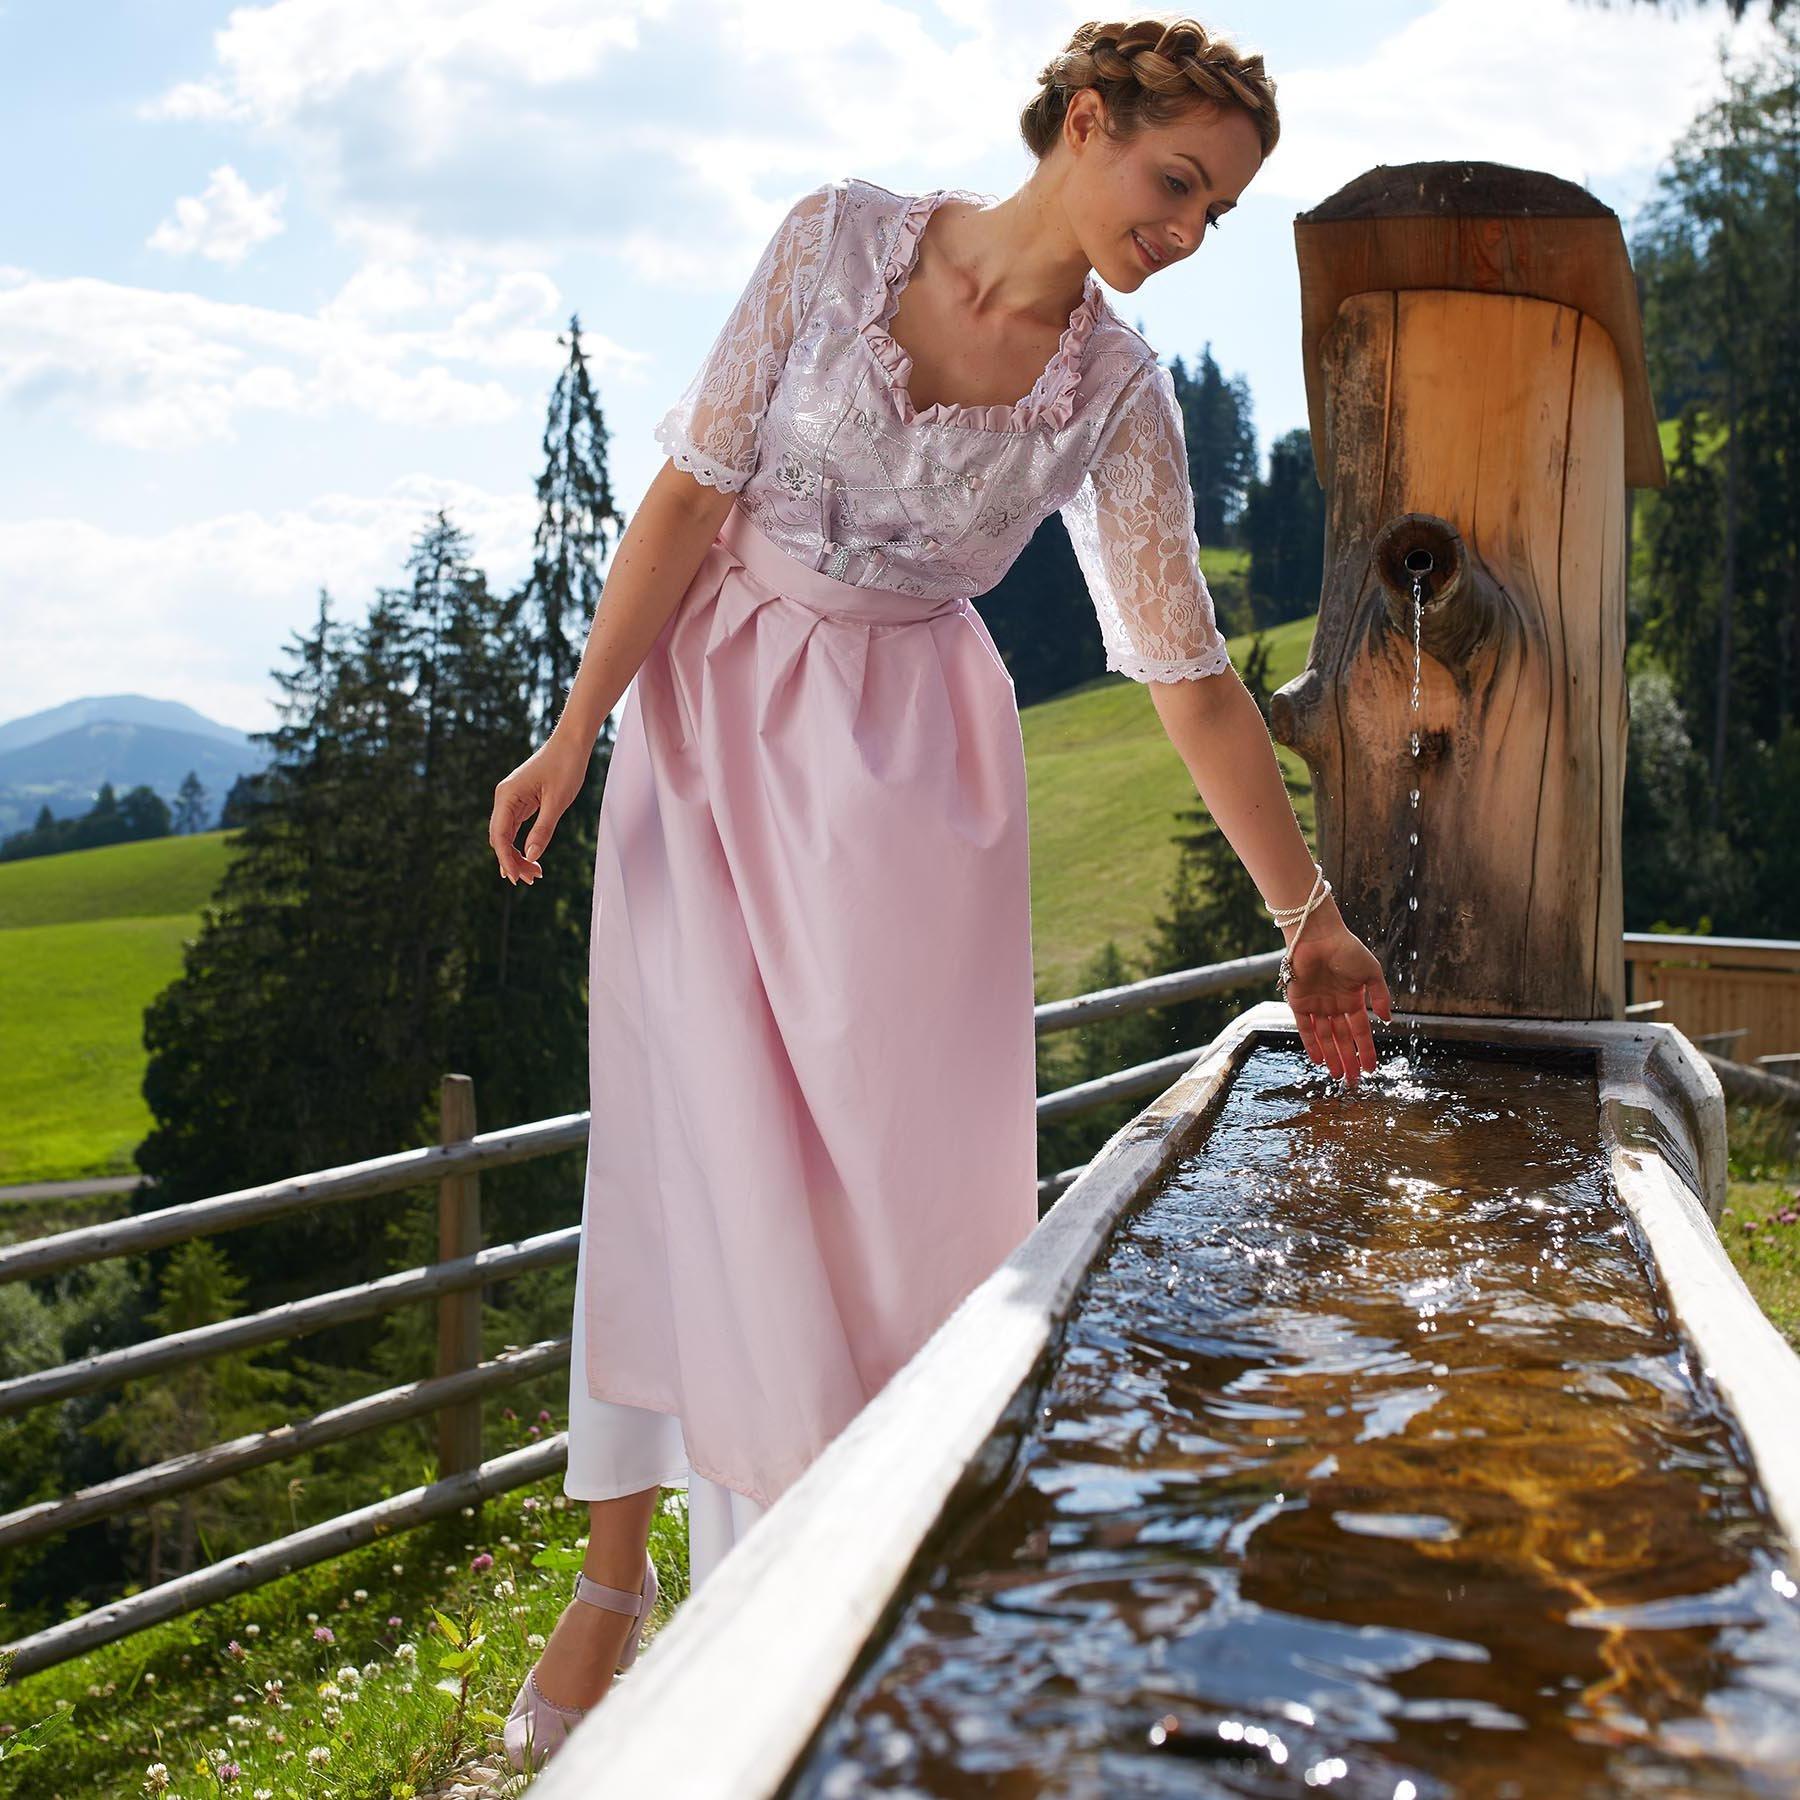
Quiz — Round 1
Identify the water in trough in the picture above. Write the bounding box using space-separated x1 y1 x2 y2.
783 1041 1800 1798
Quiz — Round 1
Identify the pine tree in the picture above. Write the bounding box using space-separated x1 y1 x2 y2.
87 1240 292 1583
519 316 627 746
173 770 208 835
1168 346 1258 548
1243 429 1326 625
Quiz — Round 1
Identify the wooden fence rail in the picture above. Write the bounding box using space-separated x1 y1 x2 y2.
0 950 1283 1677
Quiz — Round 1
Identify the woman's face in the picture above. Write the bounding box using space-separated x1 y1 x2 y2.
1061 89 1266 290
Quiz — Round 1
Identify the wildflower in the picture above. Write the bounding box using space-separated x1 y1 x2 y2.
336 1665 361 1685
226 1714 252 1730
306 1612 318 1623
143 1671 157 1686
527 1633 546 1650
395 1641 418 1662
352 1588 368 1602
217 1761 241 1785
461 1504 476 1518
264 1727 286 1743
322 1704 343 1725
362 1660 381 1678
213 1748 232 1764
537 1409 552 1424
521 1496 540 1512
470 1552 494 1573
387 1615 403 1630
528 1425 542 1438
391 1563 404 1576
89 1682 103 1696
493 1578 516 1600
255 1790 275 1799
262 1678 284 1701
317 1682 341 1701
501 1408 517 1423
443 1563 459 1577
312 1624 335 1644
225 1639 248 1661
143 1764 171 1793
243 1623 261 1637
307 1744 331 1767
336 1596 350 1611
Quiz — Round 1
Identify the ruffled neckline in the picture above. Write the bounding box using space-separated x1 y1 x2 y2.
858 187 1102 434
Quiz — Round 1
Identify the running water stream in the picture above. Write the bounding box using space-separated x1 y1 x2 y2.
1400 548 1431 1066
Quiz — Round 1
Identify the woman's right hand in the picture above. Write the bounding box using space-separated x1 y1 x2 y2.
490 733 591 885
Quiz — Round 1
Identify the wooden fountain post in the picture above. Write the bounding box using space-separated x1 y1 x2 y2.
1271 162 1666 1020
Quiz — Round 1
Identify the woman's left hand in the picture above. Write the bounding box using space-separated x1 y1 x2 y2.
1281 913 1394 1086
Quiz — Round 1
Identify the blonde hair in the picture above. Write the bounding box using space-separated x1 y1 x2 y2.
1020 15 1280 163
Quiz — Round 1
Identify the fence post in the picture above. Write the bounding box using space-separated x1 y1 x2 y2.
436 1074 483 1477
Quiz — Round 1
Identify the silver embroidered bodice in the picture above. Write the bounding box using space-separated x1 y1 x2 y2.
654 176 1233 682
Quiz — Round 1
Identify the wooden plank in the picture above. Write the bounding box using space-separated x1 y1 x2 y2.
0 1112 589 1286
436 1075 484 1477
0 1229 577 1417
0 1340 569 1551
1294 163 1663 489
0 1438 570 1680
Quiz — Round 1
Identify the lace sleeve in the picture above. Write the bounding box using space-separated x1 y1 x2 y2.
654 181 839 494
1059 358 1234 682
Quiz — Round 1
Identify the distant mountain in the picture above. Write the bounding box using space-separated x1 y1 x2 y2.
0 696 271 837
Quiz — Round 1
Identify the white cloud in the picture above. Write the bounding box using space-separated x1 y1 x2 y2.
148 164 289 265
0 479 543 734
0 268 637 450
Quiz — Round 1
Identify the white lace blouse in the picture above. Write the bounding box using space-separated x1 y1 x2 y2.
654 176 1234 682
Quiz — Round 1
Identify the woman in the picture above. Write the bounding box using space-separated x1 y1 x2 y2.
488 13 1393 1772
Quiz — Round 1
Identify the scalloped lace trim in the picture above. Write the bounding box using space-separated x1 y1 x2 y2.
858 188 1101 434
655 415 749 493
1109 645 1235 683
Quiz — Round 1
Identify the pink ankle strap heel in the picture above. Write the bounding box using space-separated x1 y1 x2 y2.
501 1550 659 1773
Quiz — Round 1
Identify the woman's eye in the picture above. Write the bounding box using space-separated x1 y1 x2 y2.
1164 174 1189 196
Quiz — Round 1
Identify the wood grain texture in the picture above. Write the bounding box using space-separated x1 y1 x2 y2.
1272 286 1631 1020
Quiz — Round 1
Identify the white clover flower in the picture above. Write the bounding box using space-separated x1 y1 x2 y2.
142 1672 157 1686
493 1578 516 1599
321 1704 343 1724
317 1681 341 1701
336 1665 361 1685
143 1764 171 1793
212 1747 232 1764
352 1588 368 1602
443 1563 458 1577
391 1563 404 1576
394 1641 418 1662
307 1744 331 1766
305 1611 318 1623
255 1790 275 1799
526 1633 546 1650
227 1713 252 1729
243 1623 260 1637
460 1505 475 1518
361 1660 381 1678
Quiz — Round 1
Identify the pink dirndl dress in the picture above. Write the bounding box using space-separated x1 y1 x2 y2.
564 176 1235 1589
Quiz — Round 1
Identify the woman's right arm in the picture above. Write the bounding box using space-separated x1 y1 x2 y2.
488 461 735 885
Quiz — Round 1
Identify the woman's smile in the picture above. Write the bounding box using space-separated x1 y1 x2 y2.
1131 228 1166 270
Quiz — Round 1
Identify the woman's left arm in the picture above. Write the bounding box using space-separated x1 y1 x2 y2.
1148 669 1393 1086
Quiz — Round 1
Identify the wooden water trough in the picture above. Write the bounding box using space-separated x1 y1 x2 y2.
532 161 1800 1796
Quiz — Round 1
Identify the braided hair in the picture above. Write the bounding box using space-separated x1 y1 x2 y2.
1020 15 1280 163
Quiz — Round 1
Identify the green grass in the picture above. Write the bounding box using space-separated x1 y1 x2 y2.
0 916 203 1185
1024 610 1319 999
1721 1101 1800 1352
0 1469 687 1800
0 832 236 931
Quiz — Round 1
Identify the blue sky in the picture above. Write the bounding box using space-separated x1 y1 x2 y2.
0 0 1777 737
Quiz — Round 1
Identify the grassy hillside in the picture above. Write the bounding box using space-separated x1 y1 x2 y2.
1024 609 1319 999
0 833 241 1184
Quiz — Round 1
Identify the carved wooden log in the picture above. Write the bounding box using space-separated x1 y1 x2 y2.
1271 162 1666 1020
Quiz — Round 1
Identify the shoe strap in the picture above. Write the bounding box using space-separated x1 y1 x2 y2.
572 1567 646 1618
527 1666 587 1717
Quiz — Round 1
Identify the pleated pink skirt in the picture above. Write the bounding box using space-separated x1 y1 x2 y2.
566 497 1039 1533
